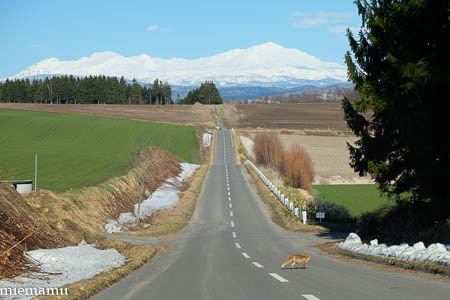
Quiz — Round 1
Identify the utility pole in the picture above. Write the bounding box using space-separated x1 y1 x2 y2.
34 154 38 192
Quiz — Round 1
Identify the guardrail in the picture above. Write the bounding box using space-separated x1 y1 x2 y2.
245 160 307 224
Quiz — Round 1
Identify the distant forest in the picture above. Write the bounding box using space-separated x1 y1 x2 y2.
0 75 175 105
0 76 217 106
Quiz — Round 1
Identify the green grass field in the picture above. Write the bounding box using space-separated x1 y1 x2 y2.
0 109 199 190
313 184 395 217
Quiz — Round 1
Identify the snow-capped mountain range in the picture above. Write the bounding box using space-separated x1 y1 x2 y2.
6 42 348 88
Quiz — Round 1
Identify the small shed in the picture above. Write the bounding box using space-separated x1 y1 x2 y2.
0 180 33 194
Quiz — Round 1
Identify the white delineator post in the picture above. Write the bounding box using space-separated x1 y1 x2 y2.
302 211 307 224
34 154 38 192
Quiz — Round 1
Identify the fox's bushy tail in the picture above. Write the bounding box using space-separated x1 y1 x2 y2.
281 257 292 268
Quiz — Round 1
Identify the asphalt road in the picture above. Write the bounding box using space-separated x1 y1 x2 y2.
92 129 450 300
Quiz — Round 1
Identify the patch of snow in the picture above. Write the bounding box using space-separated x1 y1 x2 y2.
343 232 362 245
240 136 255 158
104 163 199 233
104 219 125 233
202 133 212 147
0 241 125 300
177 163 199 182
336 233 450 266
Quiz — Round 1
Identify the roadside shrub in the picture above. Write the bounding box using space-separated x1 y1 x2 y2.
357 201 450 245
253 132 284 169
253 133 315 193
311 198 354 223
285 145 314 192
280 186 313 211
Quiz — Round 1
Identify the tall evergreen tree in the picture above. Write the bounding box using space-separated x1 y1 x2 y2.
130 78 142 104
342 0 449 220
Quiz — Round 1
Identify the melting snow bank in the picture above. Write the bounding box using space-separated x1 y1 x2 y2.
0 240 125 300
202 133 212 147
105 163 199 233
336 233 450 266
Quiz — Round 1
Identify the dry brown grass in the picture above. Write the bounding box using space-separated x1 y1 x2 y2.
0 103 217 127
0 184 69 279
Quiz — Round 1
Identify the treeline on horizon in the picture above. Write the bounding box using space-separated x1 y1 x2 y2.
0 76 222 105
227 88 360 104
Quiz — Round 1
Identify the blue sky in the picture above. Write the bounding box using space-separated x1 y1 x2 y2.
0 0 361 78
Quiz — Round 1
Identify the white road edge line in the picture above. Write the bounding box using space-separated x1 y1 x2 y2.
268 273 289 283
242 252 250 258
302 295 321 300
231 221 235 227
232 232 237 238
235 243 241 249
252 262 264 268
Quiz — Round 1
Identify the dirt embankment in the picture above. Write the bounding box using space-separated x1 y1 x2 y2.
0 184 68 279
23 147 183 241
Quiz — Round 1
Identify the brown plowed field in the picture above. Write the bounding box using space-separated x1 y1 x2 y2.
223 103 349 131
0 103 217 126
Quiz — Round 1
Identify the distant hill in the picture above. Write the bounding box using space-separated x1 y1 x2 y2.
3 42 352 100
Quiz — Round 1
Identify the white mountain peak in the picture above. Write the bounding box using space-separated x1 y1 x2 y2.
7 42 348 86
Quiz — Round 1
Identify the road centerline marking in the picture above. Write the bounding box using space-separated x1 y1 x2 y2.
252 262 264 268
229 203 232 208
242 252 250 258
230 211 233 217
235 242 241 249
302 295 320 300
231 221 235 227
232 232 237 238
268 273 289 283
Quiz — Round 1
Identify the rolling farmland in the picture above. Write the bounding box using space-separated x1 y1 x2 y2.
0 109 199 190
0 103 217 127
223 103 350 131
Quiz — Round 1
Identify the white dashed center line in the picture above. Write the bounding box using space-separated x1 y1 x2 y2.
230 211 233 217
302 295 321 300
228 192 231 196
232 232 237 238
231 221 235 227
228 197 231 201
241 252 250 258
235 242 241 249
268 273 289 283
252 262 264 268
229 203 232 208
